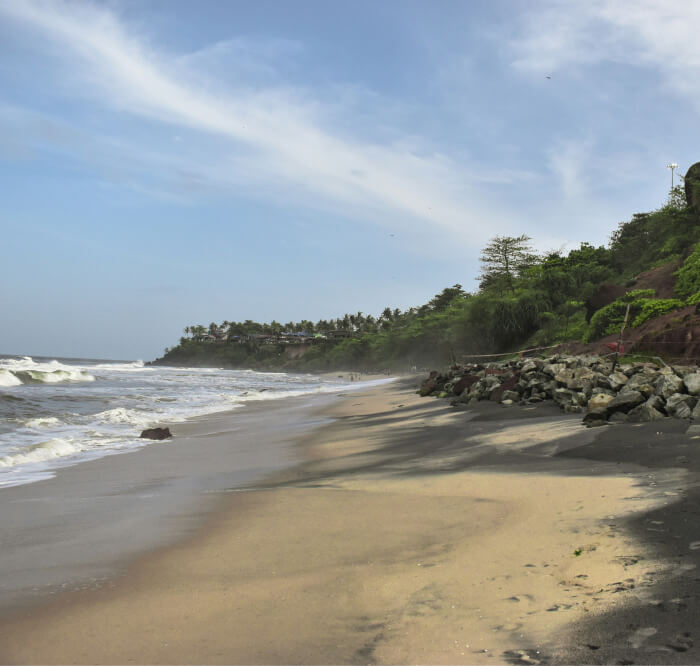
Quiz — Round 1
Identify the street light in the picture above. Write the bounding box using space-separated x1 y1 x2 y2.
667 162 679 189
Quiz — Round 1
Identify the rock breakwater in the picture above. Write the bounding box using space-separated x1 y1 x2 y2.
420 355 700 427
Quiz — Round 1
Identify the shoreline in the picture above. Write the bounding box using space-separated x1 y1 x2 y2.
0 388 353 616
1 379 699 663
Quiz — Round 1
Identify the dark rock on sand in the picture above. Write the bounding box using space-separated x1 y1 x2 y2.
140 427 172 440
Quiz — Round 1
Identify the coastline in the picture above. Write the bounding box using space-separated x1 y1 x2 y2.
1 378 698 663
0 389 347 616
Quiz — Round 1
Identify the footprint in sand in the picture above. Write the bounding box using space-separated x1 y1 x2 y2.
666 632 693 652
628 626 657 648
502 648 547 664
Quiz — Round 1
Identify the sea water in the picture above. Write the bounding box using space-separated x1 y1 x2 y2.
0 354 374 488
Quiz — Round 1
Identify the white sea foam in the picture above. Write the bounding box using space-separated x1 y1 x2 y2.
0 370 22 387
0 438 84 467
0 357 95 386
95 407 153 427
25 416 62 429
92 360 148 371
0 356 393 487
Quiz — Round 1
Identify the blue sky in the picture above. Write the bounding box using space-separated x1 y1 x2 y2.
1 0 697 360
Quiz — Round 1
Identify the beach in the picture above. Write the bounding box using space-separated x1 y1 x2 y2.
1 377 699 664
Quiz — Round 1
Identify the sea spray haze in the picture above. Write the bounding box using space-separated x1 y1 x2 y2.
0 355 376 488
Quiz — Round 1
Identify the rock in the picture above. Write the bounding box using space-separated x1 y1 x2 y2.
543 363 567 377
608 372 629 391
685 161 700 208
501 390 520 402
419 372 439 396
685 373 700 396
554 370 574 385
687 424 700 435
606 390 645 415
626 372 660 393
583 411 608 427
646 394 666 413
656 374 684 399
521 360 538 374
609 412 629 423
588 393 615 412
501 399 515 406
692 401 700 421
552 388 576 407
490 375 520 402
140 427 172 440
666 393 697 419
635 384 656 399
452 374 480 395
627 402 667 422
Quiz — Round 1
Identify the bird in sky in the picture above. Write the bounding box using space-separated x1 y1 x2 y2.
545 75 552 79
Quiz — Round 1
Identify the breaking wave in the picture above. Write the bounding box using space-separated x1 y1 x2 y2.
0 438 84 467
0 357 95 386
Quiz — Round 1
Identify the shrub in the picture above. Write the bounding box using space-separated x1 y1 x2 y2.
585 301 637 341
621 288 655 302
632 299 685 327
675 243 700 299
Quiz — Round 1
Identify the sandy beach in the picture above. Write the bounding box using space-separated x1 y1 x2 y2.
1 377 700 664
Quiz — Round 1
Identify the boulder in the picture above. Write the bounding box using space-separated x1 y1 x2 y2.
501 390 520 402
419 372 440 396
552 388 576 407
520 360 538 374
583 411 608 427
608 372 629 391
543 363 567 378
685 373 700 396
588 393 615 412
656 374 684 400
554 370 574 386
609 412 629 423
627 401 667 422
684 161 700 208
626 372 660 393
646 394 667 413
452 374 480 395
140 427 172 440
606 390 645 415
666 393 697 419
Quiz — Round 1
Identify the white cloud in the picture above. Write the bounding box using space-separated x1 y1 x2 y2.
0 0 517 246
511 1 700 108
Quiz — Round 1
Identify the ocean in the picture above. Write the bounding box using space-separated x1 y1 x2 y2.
0 354 376 489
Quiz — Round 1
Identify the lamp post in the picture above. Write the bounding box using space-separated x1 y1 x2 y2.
667 162 679 189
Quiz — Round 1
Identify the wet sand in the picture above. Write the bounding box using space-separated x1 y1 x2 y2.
1 378 699 664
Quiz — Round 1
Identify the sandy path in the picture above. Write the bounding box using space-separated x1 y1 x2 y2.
0 381 669 664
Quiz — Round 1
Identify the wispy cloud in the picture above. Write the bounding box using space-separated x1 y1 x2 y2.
511 1 700 108
0 0 517 245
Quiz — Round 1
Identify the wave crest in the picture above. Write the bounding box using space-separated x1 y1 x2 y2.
0 357 95 387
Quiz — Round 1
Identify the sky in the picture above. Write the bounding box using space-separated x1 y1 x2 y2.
1 0 698 360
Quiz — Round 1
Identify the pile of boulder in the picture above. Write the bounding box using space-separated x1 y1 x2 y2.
419 354 700 427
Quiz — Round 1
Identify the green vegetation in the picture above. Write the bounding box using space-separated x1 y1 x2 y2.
157 183 700 371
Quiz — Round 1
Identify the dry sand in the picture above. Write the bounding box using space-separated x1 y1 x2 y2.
0 379 685 664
